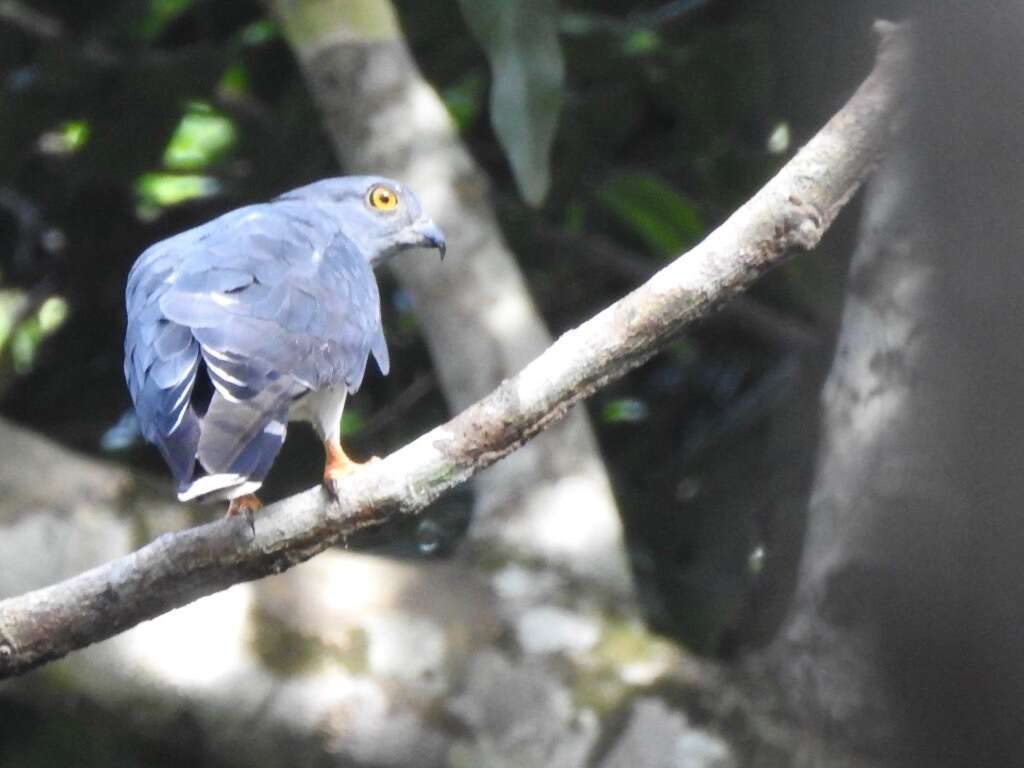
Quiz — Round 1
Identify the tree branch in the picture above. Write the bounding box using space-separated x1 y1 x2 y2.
0 21 908 679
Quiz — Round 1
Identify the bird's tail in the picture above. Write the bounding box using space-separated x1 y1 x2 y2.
177 379 296 503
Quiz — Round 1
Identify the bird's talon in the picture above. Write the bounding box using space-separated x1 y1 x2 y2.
226 494 262 536
324 465 360 499
323 441 377 500
325 477 343 500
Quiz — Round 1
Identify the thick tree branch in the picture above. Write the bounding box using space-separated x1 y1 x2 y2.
0 22 908 679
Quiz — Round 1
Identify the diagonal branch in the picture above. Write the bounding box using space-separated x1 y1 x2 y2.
0 21 908 680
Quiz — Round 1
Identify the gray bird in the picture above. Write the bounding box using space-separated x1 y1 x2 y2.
124 176 445 519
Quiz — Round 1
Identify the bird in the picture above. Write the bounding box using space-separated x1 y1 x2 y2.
124 175 446 522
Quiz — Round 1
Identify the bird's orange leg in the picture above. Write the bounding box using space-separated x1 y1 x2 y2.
323 439 379 498
226 493 262 535
226 493 263 517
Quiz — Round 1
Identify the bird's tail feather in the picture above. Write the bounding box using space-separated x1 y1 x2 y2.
176 379 296 503
158 411 200 490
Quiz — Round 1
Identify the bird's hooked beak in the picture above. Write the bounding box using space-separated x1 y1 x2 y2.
412 217 447 259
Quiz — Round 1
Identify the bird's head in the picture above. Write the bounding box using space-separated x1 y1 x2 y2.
279 175 446 266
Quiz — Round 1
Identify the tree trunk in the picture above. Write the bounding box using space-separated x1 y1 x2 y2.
766 5 1024 764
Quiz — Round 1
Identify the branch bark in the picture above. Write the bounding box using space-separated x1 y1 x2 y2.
0 21 908 680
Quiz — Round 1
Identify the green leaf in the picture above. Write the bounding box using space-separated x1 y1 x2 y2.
563 200 586 234
37 120 90 156
240 19 278 46
341 410 365 438
137 0 194 41
595 173 704 258
601 398 649 424
219 62 250 97
622 28 661 56
163 102 236 172
59 120 90 151
135 173 220 216
442 70 486 132
458 0 564 206
0 294 69 375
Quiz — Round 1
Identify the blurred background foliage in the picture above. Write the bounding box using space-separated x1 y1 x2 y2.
0 0 882 673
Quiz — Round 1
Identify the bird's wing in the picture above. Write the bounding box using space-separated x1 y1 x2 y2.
125 205 388 491
125 217 220 487
157 207 387 395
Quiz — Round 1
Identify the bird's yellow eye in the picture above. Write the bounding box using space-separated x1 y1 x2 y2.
368 185 399 211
